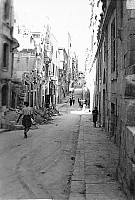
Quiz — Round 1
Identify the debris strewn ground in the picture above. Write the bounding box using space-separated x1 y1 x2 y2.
1 106 60 131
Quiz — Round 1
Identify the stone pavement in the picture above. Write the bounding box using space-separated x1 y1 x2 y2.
69 114 128 200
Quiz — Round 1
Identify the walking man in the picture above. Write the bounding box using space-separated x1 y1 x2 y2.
17 101 34 138
72 95 75 105
92 106 98 127
69 96 72 106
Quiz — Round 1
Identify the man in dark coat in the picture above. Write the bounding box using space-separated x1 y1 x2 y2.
92 106 98 127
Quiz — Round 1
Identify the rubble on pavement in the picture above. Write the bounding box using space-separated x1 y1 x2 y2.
1 106 60 131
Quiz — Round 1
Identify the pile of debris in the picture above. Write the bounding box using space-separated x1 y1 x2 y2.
1 106 60 131
33 106 60 125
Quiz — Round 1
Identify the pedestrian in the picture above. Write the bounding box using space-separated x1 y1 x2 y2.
92 106 98 127
17 101 34 138
79 98 82 107
72 95 75 105
85 99 87 106
69 96 72 106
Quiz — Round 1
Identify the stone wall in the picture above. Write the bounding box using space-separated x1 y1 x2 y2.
118 75 135 199
118 125 135 198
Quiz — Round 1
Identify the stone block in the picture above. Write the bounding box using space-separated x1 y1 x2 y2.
86 194 118 200
123 9 129 28
121 101 127 124
125 51 135 69
128 18 135 35
131 10 135 19
122 36 128 56
125 65 135 76
70 180 85 194
126 102 135 126
124 74 135 97
125 154 134 188
125 126 135 159
121 129 126 148
85 165 106 176
127 35 135 51
85 174 115 184
120 99 135 126
69 193 85 200
119 146 126 173
119 124 135 199
86 182 125 198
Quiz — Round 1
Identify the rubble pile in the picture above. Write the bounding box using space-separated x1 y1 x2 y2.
33 106 60 125
1 106 60 131
1 109 19 130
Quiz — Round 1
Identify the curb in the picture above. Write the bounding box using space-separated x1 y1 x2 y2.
69 115 86 200
0 129 7 134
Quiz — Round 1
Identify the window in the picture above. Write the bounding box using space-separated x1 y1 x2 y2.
91 35 94 51
103 69 106 84
3 42 9 69
3 0 9 20
2 84 8 106
46 64 49 77
111 19 116 72
105 27 108 62
51 45 53 53
104 41 106 62
53 64 55 75
110 103 115 137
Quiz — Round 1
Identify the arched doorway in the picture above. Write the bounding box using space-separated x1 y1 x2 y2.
2 84 8 106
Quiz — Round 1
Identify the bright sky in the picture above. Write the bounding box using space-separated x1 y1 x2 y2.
14 0 91 71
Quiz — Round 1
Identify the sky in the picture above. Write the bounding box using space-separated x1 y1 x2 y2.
14 0 91 71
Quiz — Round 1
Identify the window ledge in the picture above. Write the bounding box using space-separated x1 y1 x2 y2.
2 68 8 72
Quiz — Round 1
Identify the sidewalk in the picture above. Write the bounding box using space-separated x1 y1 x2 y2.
69 114 128 200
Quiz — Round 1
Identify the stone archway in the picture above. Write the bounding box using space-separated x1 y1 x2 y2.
2 84 8 106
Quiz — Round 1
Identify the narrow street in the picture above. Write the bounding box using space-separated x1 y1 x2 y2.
0 86 128 200
1 0 135 199
0 104 81 199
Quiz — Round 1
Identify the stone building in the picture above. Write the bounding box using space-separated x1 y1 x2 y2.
85 0 102 112
67 32 72 93
12 24 40 108
12 20 62 109
48 33 59 106
71 52 78 85
91 0 135 198
0 0 18 127
58 48 68 103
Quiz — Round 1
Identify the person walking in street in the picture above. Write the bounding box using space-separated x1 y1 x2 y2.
92 106 98 127
17 101 34 138
69 96 72 106
72 95 75 105
79 98 82 108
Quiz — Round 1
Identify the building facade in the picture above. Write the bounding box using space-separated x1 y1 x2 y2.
85 0 103 112
58 48 68 103
91 0 135 198
0 0 18 127
12 19 72 110
71 52 78 85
